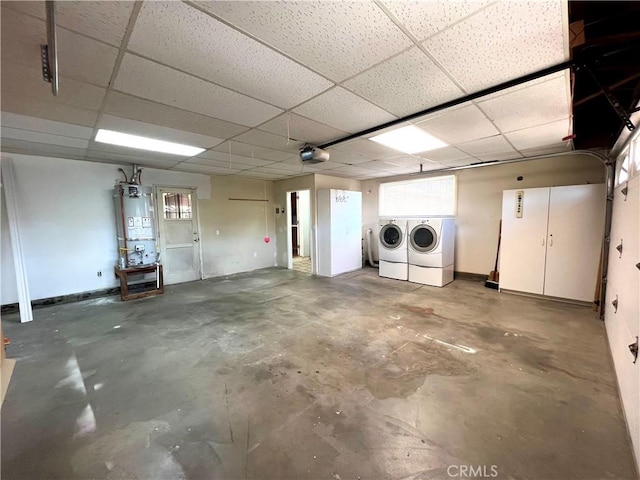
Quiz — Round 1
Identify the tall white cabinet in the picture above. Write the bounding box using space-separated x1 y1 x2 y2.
317 189 362 277
500 184 605 302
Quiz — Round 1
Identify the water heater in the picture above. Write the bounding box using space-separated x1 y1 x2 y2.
114 183 158 267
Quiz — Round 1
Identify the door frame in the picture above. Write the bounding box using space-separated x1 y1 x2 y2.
154 185 204 283
286 189 313 272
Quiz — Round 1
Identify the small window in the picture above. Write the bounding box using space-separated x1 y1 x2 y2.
379 175 456 217
616 150 630 187
163 192 192 219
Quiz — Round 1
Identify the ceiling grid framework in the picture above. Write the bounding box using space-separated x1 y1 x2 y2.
1 0 579 180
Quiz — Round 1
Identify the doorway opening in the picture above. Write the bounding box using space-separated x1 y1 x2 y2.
286 190 311 273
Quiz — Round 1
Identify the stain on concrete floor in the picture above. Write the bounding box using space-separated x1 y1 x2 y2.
1 267 637 479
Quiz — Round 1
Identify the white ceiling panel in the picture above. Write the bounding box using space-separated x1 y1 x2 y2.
129 2 333 110
297 161 346 171
0 93 99 127
324 149 371 165
416 104 499 144
330 165 381 176
196 150 276 167
113 54 283 127
1 127 89 149
1 112 93 139
415 146 472 163
1 8 118 88
257 113 347 146
86 141 192 164
343 47 464 117
356 160 403 172
376 155 432 169
476 151 522 162
172 163 242 176
520 143 572 158
234 170 291 180
332 139 403 160
3 1 135 47
438 158 477 167
477 76 570 133
0 138 88 160
457 135 518 157
211 141 294 161
85 150 183 169
423 1 567 92
97 115 225 149
264 161 308 173
381 0 492 42
196 1 412 82
505 119 571 151
229 130 301 154
293 87 396 133
103 92 249 140
2 61 106 111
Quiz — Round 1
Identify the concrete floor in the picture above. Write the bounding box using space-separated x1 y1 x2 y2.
1 267 637 480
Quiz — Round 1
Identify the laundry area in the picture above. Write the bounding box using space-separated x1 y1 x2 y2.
1 1 639 479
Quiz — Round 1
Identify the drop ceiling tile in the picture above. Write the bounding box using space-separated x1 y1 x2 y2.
332 139 404 160
257 113 347 146
457 135 517 157
234 170 289 180
97 115 224 149
423 1 567 92
520 143 572 157
293 87 396 133
332 165 387 176
196 150 275 167
84 150 183 169
257 165 304 176
357 160 406 172
415 146 471 163
319 169 360 179
1 9 118 87
504 119 571 151
211 141 293 161
229 130 301 154
0 93 98 127
265 161 308 173
1 127 89 149
438 158 476 167
1 112 94 139
376 155 430 169
381 0 491 42
129 1 333 110
416 105 499 144
196 1 412 82
476 151 522 162
343 47 464 117
0 138 88 160
325 150 371 165
113 54 283 127
477 76 570 133
2 61 106 111
172 164 241 176
3 1 135 47
104 92 249 140
298 161 345 171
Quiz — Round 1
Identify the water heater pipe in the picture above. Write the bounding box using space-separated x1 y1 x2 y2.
366 228 378 268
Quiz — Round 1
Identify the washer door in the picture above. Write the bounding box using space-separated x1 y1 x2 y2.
410 224 438 253
379 224 403 249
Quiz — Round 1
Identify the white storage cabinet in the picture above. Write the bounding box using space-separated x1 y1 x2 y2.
500 184 605 302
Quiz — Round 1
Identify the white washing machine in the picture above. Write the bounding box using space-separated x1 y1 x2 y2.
407 217 455 286
378 218 408 281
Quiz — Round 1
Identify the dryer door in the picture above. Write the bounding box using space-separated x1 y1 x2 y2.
380 224 403 250
410 224 438 253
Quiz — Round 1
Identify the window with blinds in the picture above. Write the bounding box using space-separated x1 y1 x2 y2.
379 175 456 217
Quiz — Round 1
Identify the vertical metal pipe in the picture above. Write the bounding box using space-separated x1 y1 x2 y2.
45 0 58 96
600 159 616 319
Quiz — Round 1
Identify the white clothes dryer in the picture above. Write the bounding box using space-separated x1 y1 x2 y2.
407 217 455 287
378 218 408 281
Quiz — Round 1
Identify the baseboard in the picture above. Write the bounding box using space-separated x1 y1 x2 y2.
1 286 121 314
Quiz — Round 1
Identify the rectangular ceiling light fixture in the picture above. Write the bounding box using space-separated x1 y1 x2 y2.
95 129 205 156
370 125 447 154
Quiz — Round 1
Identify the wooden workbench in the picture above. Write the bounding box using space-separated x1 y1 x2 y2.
114 264 164 301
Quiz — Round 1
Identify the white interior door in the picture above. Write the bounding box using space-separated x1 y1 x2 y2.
500 187 550 294
544 184 605 301
156 187 201 285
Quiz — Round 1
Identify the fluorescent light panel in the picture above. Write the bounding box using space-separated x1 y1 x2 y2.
370 125 447 154
95 129 205 156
